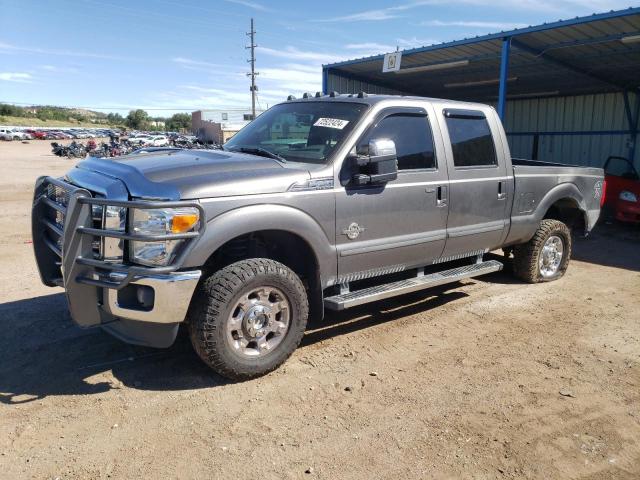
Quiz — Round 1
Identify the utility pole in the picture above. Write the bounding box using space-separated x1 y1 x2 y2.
246 18 258 120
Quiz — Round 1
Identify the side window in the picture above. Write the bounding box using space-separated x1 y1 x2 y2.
445 113 497 167
359 114 436 170
604 157 638 179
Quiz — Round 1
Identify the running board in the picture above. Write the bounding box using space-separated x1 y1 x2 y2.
324 260 503 311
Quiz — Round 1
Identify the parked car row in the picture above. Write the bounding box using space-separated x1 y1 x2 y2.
0 128 34 141
0 126 120 141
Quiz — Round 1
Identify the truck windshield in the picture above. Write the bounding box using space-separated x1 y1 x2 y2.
224 102 368 164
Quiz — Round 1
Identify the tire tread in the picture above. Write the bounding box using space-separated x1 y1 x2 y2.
512 219 572 283
188 258 308 380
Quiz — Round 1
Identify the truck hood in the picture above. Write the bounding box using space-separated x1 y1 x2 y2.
75 149 311 199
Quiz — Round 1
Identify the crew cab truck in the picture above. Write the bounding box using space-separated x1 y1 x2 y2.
32 94 604 380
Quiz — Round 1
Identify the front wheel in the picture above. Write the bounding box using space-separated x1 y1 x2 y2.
512 219 572 283
188 258 309 380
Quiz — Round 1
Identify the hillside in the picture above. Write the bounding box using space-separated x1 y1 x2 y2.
0 115 121 128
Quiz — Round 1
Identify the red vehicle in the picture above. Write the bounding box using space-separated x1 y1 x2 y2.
603 156 640 223
25 129 47 140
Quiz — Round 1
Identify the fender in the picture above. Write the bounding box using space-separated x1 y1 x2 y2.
506 182 588 245
182 203 337 287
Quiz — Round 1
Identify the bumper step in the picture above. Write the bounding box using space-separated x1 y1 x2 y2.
324 260 503 311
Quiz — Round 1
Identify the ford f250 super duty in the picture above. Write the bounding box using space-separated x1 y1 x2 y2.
32 93 604 380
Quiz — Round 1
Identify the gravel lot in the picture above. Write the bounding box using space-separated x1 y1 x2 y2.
1 140 639 479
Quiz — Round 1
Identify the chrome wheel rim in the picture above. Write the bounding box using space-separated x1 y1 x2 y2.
539 235 564 278
226 287 291 357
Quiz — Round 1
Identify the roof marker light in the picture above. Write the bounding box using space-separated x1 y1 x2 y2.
287 95 296 101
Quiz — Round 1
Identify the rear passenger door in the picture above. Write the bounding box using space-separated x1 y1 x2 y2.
438 108 509 258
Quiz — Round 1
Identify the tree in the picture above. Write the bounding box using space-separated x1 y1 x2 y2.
126 109 150 130
107 112 125 125
165 113 191 132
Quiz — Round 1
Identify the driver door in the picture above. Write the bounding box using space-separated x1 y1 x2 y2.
335 106 449 283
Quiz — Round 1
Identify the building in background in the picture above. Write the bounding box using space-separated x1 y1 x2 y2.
322 8 640 169
192 108 265 144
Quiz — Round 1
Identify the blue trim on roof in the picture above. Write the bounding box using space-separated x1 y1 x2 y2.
323 7 640 69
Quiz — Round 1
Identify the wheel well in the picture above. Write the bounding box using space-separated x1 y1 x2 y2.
543 197 585 233
202 230 323 320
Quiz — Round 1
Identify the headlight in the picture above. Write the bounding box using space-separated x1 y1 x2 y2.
130 207 200 266
619 191 638 203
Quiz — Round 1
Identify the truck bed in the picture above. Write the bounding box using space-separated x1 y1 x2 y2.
505 157 604 246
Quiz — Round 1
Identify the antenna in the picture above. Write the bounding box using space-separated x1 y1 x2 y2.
246 18 258 120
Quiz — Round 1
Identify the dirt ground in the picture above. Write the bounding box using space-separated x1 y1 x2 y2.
1 140 639 480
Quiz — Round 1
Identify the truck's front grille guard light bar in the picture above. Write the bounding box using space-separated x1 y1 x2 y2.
37 176 205 291
74 197 205 290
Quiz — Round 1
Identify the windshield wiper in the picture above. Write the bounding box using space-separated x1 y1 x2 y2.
229 146 287 163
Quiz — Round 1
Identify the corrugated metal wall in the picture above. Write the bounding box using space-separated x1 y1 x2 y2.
326 71 638 168
326 72 405 96
503 92 637 168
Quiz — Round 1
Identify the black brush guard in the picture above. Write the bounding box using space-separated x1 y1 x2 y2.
32 176 205 327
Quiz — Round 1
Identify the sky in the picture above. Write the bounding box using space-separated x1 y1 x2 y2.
0 0 635 116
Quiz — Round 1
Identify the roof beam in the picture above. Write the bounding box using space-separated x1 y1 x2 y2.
510 38 631 91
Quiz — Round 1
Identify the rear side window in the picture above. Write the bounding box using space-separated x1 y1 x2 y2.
359 114 436 170
445 112 497 167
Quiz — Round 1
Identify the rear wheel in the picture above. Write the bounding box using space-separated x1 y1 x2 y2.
188 258 308 380
513 219 572 283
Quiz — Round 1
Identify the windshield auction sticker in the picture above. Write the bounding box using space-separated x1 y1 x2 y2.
314 118 349 129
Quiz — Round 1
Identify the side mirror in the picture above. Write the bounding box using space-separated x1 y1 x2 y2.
351 138 398 186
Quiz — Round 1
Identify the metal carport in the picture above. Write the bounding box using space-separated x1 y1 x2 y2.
322 8 640 167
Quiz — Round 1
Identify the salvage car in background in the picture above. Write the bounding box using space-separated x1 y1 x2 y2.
603 155 640 223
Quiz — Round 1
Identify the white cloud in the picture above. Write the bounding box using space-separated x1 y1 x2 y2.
322 10 401 22
259 67 320 93
38 64 81 74
0 41 134 60
396 37 439 49
0 72 33 83
258 46 340 64
222 0 267 11
420 20 528 29
345 42 396 52
316 0 625 22
172 57 233 69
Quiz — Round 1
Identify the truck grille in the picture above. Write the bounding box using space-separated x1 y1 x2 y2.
43 181 114 260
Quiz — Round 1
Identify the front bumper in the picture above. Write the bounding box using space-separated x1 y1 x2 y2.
103 270 201 323
31 176 205 347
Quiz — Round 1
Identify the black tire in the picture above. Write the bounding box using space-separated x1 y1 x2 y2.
512 219 572 283
188 258 309 380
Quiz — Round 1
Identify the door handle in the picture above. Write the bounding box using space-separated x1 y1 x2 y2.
497 180 507 200
437 185 448 207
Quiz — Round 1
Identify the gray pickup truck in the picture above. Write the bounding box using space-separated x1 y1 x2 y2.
32 94 604 379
